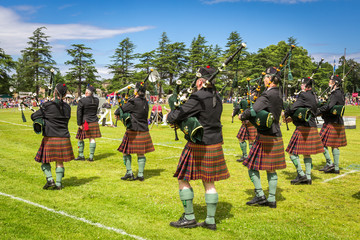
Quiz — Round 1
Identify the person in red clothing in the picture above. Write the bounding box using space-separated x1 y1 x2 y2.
149 100 163 124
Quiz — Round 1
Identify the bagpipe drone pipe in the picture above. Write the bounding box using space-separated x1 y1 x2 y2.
168 43 247 143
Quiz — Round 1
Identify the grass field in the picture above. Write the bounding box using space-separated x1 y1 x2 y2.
0 104 359 240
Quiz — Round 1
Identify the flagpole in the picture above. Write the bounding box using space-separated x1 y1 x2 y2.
343 48 346 91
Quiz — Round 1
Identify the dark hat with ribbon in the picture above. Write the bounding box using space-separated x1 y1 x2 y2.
87 84 96 93
135 81 146 95
301 77 312 87
55 83 67 97
265 67 281 84
196 66 216 80
330 75 341 84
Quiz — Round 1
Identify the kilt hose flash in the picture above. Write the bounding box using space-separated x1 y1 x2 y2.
237 121 257 142
319 123 347 148
243 134 286 171
117 130 155 154
174 142 230 182
76 122 102 140
286 126 324 155
35 137 74 163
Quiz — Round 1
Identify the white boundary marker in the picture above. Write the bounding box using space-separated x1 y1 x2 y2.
322 170 359 183
0 192 146 240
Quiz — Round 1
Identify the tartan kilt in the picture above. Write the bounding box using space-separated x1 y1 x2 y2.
286 126 324 155
319 123 347 148
174 142 230 182
236 121 257 142
35 137 74 163
117 130 155 154
243 134 286 171
76 122 102 140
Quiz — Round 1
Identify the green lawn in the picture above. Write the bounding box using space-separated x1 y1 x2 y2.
0 104 359 240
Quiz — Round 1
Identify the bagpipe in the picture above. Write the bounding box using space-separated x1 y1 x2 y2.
113 83 135 127
317 63 357 117
168 43 247 143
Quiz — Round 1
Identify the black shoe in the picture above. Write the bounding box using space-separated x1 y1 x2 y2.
121 173 135 180
290 174 308 185
43 179 55 190
75 156 85 161
246 195 267 206
319 164 334 171
87 158 94 162
197 221 216 230
236 156 247 162
134 176 144 181
324 168 340 174
52 184 63 190
170 213 197 228
261 200 277 208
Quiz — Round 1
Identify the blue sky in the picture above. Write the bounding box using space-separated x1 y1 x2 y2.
1 0 359 79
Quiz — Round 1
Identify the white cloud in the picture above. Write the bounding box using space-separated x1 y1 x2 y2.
0 6 154 55
202 0 319 4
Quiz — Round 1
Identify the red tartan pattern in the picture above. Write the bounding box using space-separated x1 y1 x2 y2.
319 123 347 148
236 122 257 141
117 130 155 154
243 134 286 171
174 142 230 182
286 126 324 155
76 122 102 140
35 137 74 163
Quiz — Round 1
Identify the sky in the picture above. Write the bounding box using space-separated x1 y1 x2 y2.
1 0 359 79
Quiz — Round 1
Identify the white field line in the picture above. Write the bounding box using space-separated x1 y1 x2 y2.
322 170 359 183
0 192 146 240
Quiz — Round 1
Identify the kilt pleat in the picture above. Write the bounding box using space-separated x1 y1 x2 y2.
236 122 257 141
320 123 347 148
35 137 74 163
286 126 324 155
76 122 102 140
243 134 286 171
174 142 230 182
117 130 155 154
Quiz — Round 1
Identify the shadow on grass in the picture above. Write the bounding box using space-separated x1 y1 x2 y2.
282 170 321 181
193 201 234 222
352 191 360 200
93 152 117 161
143 168 166 179
245 187 286 202
63 176 100 187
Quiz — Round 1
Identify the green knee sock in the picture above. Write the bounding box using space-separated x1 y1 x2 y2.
41 163 53 181
240 141 247 157
304 157 312 180
267 172 278 203
137 156 146 177
248 170 264 197
332 148 340 171
323 147 332 166
205 193 218 225
179 188 195 220
123 155 132 174
290 155 305 176
89 142 96 159
55 167 64 187
78 141 84 157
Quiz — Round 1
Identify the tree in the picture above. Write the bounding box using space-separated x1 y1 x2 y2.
0 48 16 93
65 44 99 96
20 27 56 96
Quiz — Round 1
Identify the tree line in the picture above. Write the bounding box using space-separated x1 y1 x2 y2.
1 26 359 99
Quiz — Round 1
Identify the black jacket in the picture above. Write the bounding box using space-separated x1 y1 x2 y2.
167 88 223 145
121 96 149 131
241 87 283 137
31 100 71 138
77 96 99 126
285 90 318 127
318 88 345 125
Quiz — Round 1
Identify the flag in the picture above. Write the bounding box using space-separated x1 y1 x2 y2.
333 57 336 74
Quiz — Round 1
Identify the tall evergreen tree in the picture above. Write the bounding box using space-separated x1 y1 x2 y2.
0 48 15 94
20 26 56 96
65 44 99 96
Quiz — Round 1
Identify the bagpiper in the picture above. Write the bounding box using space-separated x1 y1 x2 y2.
318 75 347 174
284 77 324 184
75 85 102 161
31 83 74 190
240 67 286 208
167 66 230 230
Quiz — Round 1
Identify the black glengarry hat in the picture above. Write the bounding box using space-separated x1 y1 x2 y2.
135 81 146 94
55 83 67 97
330 75 341 84
87 84 95 93
301 77 312 87
196 66 216 80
